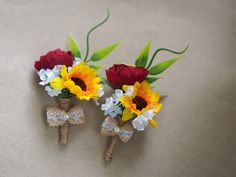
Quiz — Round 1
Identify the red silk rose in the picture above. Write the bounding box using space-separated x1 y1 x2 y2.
106 64 149 88
34 49 74 71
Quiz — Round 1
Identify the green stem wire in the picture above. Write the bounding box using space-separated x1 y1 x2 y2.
146 46 188 69
84 9 110 61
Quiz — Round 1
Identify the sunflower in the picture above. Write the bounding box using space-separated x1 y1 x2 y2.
50 62 102 100
120 81 162 123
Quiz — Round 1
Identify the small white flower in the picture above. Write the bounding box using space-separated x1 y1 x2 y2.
124 86 134 96
114 89 124 98
111 89 123 104
97 87 104 97
73 57 82 66
38 69 55 85
132 108 156 131
37 69 46 80
132 115 149 131
52 65 62 76
68 58 81 71
45 86 61 97
101 90 124 118
142 108 155 119
104 105 122 118
101 97 114 110
111 95 120 105
37 65 62 86
68 67 72 72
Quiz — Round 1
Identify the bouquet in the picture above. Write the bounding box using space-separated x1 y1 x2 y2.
100 40 188 160
34 10 119 144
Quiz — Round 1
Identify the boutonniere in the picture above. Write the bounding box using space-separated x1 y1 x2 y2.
34 10 119 144
101 39 188 161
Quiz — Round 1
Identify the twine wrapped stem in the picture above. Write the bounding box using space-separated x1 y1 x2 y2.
104 135 118 161
58 98 72 144
104 119 124 161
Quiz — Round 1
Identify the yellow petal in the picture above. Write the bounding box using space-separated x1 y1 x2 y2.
140 81 151 90
80 95 92 101
155 103 163 113
61 65 68 79
122 108 134 121
50 77 65 89
148 119 158 128
122 85 128 91
71 85 83 98
120 96 132 109
64 80 75 89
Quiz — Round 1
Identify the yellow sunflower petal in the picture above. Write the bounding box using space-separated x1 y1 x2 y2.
61 61 102 100
122 108 134 121
61 65 68 80
155 103 163 113
50 77 65 89
119 81 163 116
71 85 82 95
141 81 151 90
64 80 75 88
81 94 94 100
149 119 158 128
93 77 101 84
120 96 132 109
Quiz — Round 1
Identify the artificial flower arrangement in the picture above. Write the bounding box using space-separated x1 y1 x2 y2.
101 40 188 161
34 11 119 144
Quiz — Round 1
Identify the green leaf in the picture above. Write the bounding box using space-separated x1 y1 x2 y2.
146 77 160 83
69 34 81 58
149 56 183 75
90 43 119 62
59 89 74 98
90 65 102 70
135 39 152 67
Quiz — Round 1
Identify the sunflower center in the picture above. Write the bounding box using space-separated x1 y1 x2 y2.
72 78 87 91
132 96 147 111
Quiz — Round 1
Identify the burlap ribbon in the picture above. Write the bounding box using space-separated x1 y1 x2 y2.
47 105 85 127
101 116 133 143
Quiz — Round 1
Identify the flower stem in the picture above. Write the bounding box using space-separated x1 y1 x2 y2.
104 135 118 161
146 46 188 69
84 9 110 61
58 98 73 144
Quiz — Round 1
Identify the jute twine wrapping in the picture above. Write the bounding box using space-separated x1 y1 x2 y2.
58 98 72 145
104 135 118 161
104 118 124 161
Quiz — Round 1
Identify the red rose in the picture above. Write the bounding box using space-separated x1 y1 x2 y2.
34 49 74 71
106 64 149 88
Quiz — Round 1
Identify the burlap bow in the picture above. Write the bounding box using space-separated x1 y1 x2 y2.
101 116 133 143
47 105 85 127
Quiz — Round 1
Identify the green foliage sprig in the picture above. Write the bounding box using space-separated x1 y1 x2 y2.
69 9 119 67
135 40 188 83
